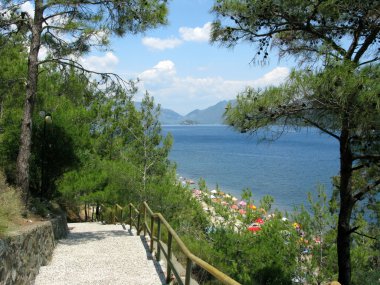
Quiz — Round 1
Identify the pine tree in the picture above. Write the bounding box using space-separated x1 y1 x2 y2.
124 92 173 202
211 1 379 284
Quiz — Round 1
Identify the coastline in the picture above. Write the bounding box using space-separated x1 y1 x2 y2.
176 173 296 213
178 176 270 233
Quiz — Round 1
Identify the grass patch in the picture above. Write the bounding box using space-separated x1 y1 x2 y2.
0 171 23 236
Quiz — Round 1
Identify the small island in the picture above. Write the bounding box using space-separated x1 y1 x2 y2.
180 119 199 125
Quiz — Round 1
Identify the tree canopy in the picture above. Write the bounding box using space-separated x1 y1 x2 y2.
211 0 379 64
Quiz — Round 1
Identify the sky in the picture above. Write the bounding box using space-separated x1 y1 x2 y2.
20 0 296 115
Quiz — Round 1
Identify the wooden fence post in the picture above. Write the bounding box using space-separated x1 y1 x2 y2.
166 232 173 284
185 258 192 285
129 204 132 231
157 218 161 261
150 214 154 253
143 205 147 236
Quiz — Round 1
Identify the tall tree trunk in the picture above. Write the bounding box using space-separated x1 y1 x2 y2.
84 203 88 222
96 204 100 221
15 1 43 204
337 124 354 285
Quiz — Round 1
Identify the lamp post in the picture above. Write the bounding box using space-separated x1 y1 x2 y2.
40 111 52 198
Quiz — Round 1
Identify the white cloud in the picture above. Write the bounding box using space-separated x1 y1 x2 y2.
38 46 49 60
139 60 176 81
179 22 212 42
141 22 212 51
20 1 34 18
79 52 119 73
142 37 182 50
250 67 290 88
137 61 290 115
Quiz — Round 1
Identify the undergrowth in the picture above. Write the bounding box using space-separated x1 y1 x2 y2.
0 171 23 236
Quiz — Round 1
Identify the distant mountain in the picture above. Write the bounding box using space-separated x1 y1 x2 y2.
182 100 229 124
134 100 231 125
159 108 183 125
133 101 182 124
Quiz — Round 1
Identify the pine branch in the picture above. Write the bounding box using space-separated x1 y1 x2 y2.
346 18 364 60
43 10 77 22
358 57 379 66
301 117 340 140
354 179 380 202
352 230 378 240
349 226 360 234
351 164 365 172
354 27 380 63
352 154 380 161
38 57 127 87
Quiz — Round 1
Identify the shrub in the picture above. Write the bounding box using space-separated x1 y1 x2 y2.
0 171 23 236
30 197 51 218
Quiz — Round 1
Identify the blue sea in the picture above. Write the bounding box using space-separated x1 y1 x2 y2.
162 125 340 212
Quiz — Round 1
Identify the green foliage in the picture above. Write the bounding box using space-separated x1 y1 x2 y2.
153 174 209 234
0 40 101 198
29 66 101 198
123 92 174 202
208 218 299 285
198 177 207 191
259 195 274 213
342 197 379 285
58 157 108 206
0 171 23 235
0 35 27 182
54 87 183 226
291 186 379 285
292 187 338 284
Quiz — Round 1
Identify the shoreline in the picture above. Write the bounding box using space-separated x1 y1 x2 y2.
178 176 272 232
178 177 323 260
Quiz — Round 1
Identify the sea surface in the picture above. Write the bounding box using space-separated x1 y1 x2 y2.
162 125 340 212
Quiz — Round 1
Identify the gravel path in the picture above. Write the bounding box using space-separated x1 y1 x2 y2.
34 222 166 285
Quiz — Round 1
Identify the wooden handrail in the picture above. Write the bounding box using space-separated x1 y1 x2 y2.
101 202 240 285
128 203 140 232
142 202 240 285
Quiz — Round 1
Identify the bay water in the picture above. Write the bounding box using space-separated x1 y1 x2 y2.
162 125 340 212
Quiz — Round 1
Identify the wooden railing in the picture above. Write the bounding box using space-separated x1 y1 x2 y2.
103 202 240 285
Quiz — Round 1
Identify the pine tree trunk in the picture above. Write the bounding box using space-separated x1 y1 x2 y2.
337 125 354 285
84 203 88 222
96 204 100 221
15 1 43 204
337 200 353 285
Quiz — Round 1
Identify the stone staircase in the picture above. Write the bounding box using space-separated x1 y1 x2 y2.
34 223 166 285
